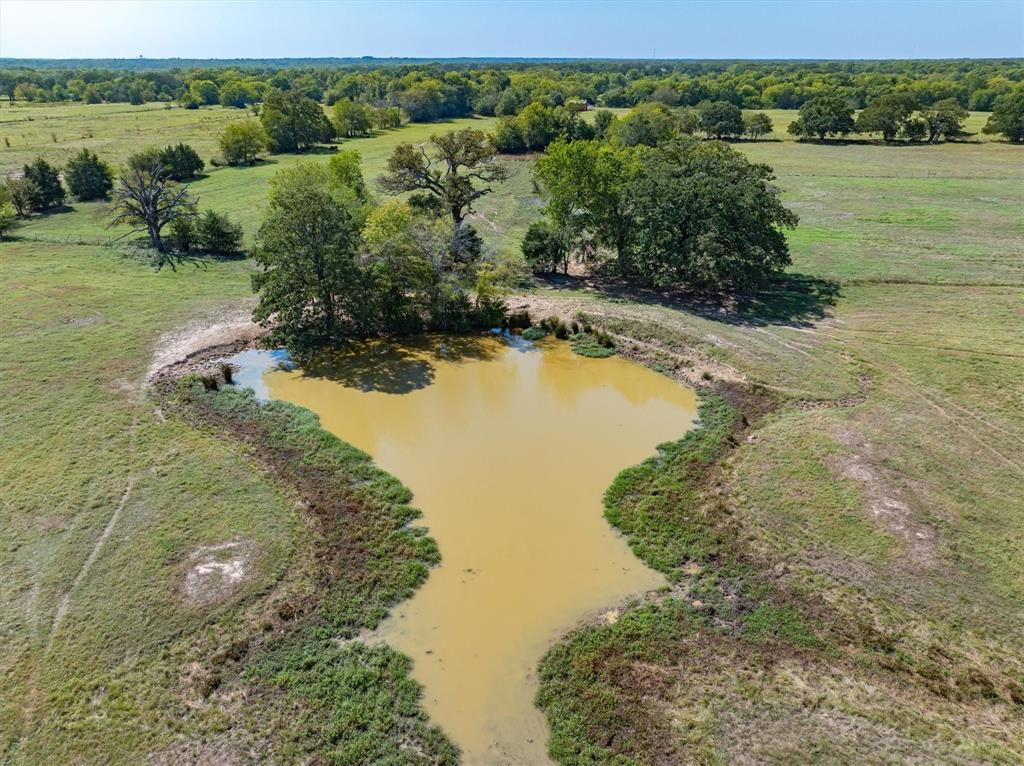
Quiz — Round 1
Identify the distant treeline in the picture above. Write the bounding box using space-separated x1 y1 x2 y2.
1 59 1022 116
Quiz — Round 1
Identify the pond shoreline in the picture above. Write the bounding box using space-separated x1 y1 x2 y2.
147 306 778 765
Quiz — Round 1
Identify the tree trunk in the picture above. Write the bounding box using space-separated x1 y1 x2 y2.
149 223 163 252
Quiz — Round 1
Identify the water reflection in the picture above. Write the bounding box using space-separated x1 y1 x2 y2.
300 334 504 395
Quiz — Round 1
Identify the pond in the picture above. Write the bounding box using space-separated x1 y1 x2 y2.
229 332 698 764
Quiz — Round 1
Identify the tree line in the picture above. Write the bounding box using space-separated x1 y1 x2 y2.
2 58 1021 115
0 143 243 259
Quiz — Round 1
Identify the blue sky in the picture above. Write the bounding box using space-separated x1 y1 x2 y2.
1 1 1021 59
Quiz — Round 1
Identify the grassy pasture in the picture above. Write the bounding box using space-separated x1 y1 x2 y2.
1 100 1022 763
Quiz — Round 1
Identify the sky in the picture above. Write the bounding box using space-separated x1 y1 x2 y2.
0 0 1021 60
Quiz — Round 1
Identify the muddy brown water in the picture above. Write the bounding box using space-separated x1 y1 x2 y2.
244 333 698 764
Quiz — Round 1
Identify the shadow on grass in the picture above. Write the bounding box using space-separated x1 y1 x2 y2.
110 239 249 271
538 272 841 329
303 333 502 395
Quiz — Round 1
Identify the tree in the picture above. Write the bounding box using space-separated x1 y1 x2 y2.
491 117 526 153
260 89 334 153
0 201 19 239
855 93 917 141
65 149 113 201
901 117 927 142
982 90 1024 142
195 210 243 255
698 101 744 139
624 140 798 290
534 139 642 265
1 177 38 217
361 199 431 332
521 220 569 274
22 158 65 211
359 198 489 331
378 128 509 231
331 98 373 137
108 154 195 253
592 109 617 139
676 108 700 135
251 166 373 352
517 102 563 150
744 112 773 140
326 149 369 203
0 184 20 238
164 143 205 180
612 102 677 147
219 80 255 108
921 98 968 143
219 120 269 165
787 96 854 141
187 79 219 106
490 102 593 154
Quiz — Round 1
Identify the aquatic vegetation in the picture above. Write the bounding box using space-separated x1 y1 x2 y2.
570 332 616 358
167 379 455 763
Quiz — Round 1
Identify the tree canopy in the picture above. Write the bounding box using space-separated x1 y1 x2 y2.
698 101 744 140
534 138 798 290
4 59 1017 116
219 120 270 165
378 128 509 230
252 165 370 351
787 96 855 141
260 89 334 152
855 93 918 141
625 140 798 289
983 90 1024 142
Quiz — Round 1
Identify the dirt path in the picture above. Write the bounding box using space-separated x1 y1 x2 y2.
49 475 136 639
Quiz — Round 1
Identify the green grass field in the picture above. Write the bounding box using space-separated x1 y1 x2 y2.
1 101 1022 764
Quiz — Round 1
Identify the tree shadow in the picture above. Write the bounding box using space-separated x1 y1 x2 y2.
32 203 76 217
302 333 503 395
538 272 841 329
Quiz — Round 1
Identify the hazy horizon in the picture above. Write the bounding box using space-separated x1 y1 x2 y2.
1 0 1021 61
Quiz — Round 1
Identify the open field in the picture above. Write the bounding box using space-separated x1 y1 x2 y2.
1 100 1022 763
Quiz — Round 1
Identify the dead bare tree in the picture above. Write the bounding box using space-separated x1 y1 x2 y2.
107 157 195 253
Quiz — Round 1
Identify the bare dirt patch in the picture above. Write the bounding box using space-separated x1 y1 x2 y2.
509 293 745 387
181 540 255 608
830 426 940 568
149 736 255 766
148 300 264 382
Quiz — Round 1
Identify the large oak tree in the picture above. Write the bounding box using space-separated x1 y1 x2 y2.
378 128 509 231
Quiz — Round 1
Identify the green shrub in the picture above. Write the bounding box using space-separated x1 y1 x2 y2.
195 210 243 255
540 315 570 339
22 157 65 210
169 214 196 252
65 148 113 201
522 326 547 341
159 142 205 180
